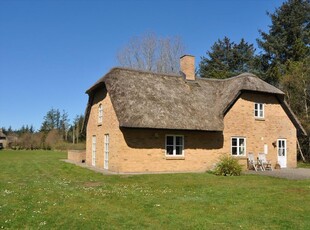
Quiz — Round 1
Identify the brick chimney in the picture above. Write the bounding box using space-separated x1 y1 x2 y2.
180 55 195 80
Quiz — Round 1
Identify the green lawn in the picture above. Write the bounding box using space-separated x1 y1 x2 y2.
298 161 310 168
1 150 310 229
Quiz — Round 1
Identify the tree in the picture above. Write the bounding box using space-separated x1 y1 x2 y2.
281 58 310 118
257 0 310 84
60 110 70 141
281 58 310 160
45 129 62 150
70 114 85 144
40 108 61 133
117 32 185 74
199 37 259 79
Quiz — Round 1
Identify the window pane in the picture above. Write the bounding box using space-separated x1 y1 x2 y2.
255 103 258 110
239 138 245 155
232 138 237 146
166 146 173 155
278 148 284 156
166 136 173 145
232 147 237 155
239 146 245 155
175 136 183 145
176 146 183 155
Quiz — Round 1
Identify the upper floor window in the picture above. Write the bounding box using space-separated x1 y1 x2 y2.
98 104 103 123
166 135 184 156
254 103 264 119
231 137 246 156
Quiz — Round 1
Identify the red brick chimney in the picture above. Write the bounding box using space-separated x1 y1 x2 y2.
180 55 195 80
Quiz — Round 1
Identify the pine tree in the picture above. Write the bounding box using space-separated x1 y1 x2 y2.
199 37 259 79
257 0 310 84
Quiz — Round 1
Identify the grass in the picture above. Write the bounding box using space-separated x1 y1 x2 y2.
0 150 310 229
298 161 310 168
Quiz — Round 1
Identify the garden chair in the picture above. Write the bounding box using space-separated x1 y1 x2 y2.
258 153 273 171
247 153 263 171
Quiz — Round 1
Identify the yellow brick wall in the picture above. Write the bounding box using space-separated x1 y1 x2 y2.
223 92 297 168
86 90 297 173
67 150 86 163
86 89 121 172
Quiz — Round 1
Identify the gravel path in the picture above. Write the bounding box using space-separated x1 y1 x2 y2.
246 168 310 180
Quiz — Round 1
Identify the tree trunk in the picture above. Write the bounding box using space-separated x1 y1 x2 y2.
72 129 75 144
303 78 308 119
297 139 306 162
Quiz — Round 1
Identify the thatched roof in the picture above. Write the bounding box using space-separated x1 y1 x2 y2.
85 67 306 136
0 129 6 138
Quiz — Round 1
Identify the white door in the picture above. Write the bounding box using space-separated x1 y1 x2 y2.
92 135 96 166
277 139 287 168
104 134 109 170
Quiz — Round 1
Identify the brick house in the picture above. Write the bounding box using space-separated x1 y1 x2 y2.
84 55 306 173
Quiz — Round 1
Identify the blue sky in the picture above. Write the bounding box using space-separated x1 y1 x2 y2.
0 0 285 130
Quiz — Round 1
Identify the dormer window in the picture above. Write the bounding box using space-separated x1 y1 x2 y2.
98 104 103 123
254 103 264 119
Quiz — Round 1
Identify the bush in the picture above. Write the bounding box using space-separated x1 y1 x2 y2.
213 155 242 176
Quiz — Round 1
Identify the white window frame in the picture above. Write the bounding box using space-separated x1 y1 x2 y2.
165 135 184 156
231 137 246 156
254 103 264 119
98 104 103 124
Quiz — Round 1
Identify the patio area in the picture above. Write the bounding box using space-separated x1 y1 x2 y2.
246 168 310 180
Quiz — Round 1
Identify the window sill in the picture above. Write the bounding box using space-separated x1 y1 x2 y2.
255 117 265 121
165 156 185 160
231 155 247 159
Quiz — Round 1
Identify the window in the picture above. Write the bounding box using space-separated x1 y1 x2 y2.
254 103 264 118
92 135 96 166
231 137 246 156
166 135 184 156
104 134 109 170
98 104 103 123
277 139 286 157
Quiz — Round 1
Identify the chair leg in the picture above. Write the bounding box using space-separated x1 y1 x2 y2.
253 164 258 171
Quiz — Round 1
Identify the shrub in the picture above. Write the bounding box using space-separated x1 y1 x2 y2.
213 155 242 176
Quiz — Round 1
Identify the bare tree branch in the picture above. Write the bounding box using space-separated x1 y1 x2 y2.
117 32 185 74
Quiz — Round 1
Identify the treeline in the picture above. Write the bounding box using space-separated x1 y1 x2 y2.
2 108 85 150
